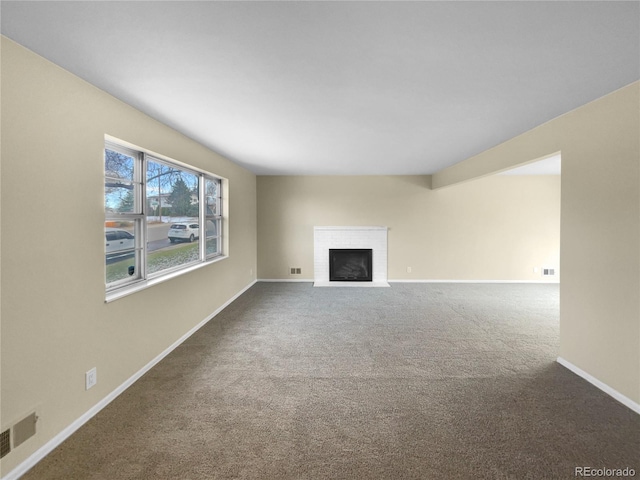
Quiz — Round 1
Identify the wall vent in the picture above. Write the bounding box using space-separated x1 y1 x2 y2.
543 268 556 276
13 413 37 449
0 429 10 458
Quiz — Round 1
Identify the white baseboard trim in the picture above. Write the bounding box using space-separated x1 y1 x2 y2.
259 279 559 284
1 279 258 480
389 279 560 284
556 357 640 415
258 278 312 283
313 281 390 287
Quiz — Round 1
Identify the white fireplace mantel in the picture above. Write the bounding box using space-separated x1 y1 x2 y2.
313 226 390 287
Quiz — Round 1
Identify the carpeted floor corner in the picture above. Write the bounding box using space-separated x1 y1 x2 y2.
20 283 640 479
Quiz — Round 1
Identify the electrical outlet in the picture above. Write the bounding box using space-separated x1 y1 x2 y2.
249 268 253 276
85 368 97 390
407 267 412 273
533 267 539 273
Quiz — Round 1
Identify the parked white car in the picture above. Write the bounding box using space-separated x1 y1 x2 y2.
105 228 135 258
168 222 199 243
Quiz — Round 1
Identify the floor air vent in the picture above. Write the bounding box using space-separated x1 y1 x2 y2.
0 429 10 458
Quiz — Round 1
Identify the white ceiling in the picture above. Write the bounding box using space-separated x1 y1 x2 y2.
1 1 638 175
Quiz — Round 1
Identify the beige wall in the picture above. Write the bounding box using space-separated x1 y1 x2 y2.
257 175 560 281
434 82 640 405
0 37 257 474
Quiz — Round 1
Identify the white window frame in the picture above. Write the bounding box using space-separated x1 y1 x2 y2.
105 139 226 302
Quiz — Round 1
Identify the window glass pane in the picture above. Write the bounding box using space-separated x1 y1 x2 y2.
105 148 137 213
105 182 135 213
205 178 219 215
105 221 138 284
105 149 134 181
206 218 220 256
205 178 220 257
146 159 200 275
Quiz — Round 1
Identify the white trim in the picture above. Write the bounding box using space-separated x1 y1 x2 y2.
556 357 640 415
1 279 257 480
389 279 560 284
258 279 559 284
313 281 390 288
313 226 388 232
258 279 312 283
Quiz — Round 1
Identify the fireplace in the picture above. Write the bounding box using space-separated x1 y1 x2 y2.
329 249 372 282
313 226 389 287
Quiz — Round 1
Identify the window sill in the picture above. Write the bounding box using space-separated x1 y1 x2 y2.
105 254 228 303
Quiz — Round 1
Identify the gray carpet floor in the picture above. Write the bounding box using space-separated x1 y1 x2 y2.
21 283 640 479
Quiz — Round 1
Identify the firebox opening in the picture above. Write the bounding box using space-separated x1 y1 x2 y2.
329 249 373 282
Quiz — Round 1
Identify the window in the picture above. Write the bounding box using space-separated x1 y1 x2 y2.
105 140 224 299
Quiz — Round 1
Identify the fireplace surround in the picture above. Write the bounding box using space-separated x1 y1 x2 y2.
314 226 389 287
